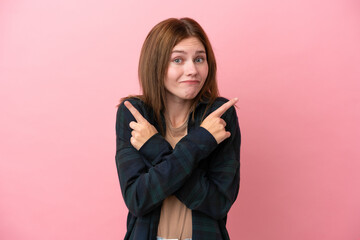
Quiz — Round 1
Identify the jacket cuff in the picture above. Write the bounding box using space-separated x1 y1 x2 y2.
139 133 172 165
187 126 218 155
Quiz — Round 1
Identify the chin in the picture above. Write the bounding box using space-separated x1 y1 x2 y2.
183 93 198 100
183 90 201 99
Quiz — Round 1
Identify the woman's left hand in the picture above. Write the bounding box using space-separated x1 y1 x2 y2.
200 98 238 144
124 101 158 150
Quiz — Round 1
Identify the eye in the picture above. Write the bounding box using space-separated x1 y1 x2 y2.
172 58 182 64
194 57 205 63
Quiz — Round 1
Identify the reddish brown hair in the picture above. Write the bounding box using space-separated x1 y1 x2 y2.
121 17 219 134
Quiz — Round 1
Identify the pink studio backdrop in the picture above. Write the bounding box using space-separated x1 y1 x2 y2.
1 0 359 239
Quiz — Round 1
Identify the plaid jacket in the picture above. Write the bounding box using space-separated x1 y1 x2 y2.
115 97 241 240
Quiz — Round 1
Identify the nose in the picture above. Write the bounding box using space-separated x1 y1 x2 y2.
184 60 198 76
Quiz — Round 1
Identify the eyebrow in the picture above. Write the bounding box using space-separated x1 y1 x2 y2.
171 50 206 54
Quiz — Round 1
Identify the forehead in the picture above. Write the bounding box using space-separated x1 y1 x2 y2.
172 37 205 52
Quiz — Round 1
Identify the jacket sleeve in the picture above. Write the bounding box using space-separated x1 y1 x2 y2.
175 105 241 220
115 99 218 217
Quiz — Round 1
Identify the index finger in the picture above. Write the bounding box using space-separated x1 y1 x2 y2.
210 98 238 117
124 101 146 123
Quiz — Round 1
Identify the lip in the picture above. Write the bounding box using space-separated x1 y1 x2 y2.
180 80 200 84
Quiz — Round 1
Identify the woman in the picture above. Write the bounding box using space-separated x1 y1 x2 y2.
115 17 241 240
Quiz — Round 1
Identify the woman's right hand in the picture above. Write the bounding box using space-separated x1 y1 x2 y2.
124 101 158 150
200 98 238 144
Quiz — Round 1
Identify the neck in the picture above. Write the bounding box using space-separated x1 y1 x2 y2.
164 97 193 128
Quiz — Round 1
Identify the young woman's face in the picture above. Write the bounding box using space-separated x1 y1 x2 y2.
164 37 209 103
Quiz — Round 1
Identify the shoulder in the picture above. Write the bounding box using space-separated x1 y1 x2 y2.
208 97 237 119
116 97 142 123
116 97 155 125
117 97 145 111
194 96 238 127
212 97 231 108
117 97 148 117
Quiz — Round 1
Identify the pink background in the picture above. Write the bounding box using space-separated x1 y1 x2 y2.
1 0 359 239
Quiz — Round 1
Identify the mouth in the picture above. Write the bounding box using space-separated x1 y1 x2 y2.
180 80 200 84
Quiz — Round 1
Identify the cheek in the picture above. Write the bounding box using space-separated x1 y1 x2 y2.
166 66 182 80
201 64 209 80
164 69 179 90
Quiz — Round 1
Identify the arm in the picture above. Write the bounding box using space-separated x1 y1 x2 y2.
175 104 241 220
115 99 218 217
